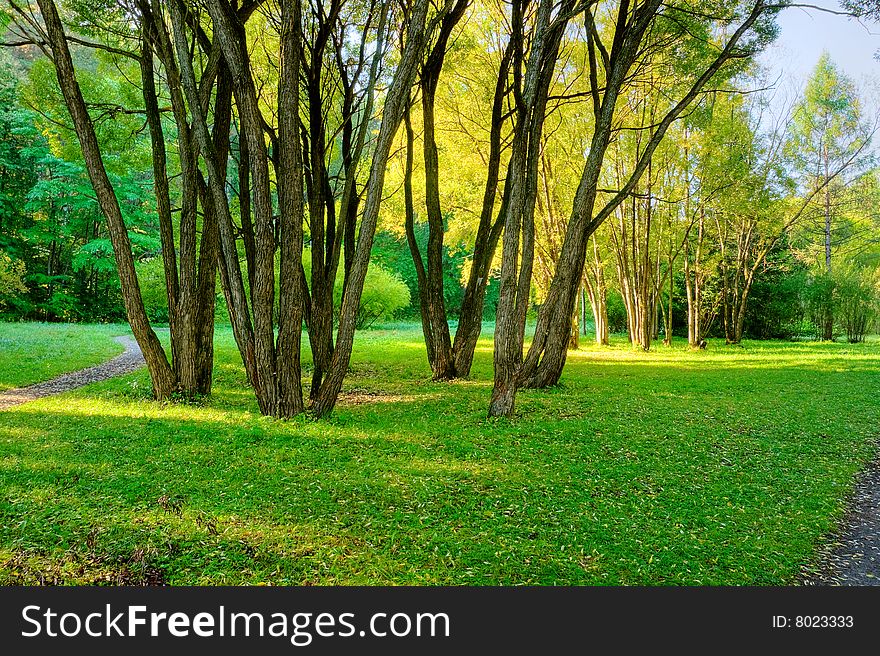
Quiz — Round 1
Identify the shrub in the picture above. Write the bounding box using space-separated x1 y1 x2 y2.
803 271 836 340
801 265 880 343
0 253 26 310
744 267 807 339
606 289 628 334
834 265 879 343
332 264 410 328
302 249 410 329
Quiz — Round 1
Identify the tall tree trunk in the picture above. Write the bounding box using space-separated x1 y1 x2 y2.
663 250 673 346
490 0 570 416
275 0 307 417
410 0 468 380
37 0 176 399
822 143 834 341
170 0 262 403
311 0 431 417
449 40 514 378
302 0 383 398
403 102 436 366
583 236 609 346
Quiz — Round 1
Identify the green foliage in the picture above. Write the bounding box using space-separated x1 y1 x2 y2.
788 53 865 168
0 45 156 323
803 271 837 340
606 290 628 334
801 265 879 342
743 259 809 340
339 265 410 329
302 248 410 328
0 253 26 310
135 257 171 323
834 264 880 343
371 227 471 319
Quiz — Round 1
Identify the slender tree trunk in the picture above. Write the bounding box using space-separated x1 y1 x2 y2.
663 251 673 346
412 0 468 380
568 296 579 350
275 0 307 417
170 0 261 402
37 0 177 398
489 0 571 417
403 102 436 365
822 143 834 341
583 236 609 346
311 0 431 417
449 41 514 378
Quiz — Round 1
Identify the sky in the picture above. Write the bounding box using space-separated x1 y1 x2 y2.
760 0 880 91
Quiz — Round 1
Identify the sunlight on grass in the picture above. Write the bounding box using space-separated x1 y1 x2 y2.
0 323 878 585
0 323 125 390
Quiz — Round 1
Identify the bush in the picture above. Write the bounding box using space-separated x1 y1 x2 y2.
744 267 807 339
801 265 880 343
803 271 836 340
835 265 879 343
370 227 468 319
606 289 628 334
0 253 26 310
333 264 410 329
302 250 410 329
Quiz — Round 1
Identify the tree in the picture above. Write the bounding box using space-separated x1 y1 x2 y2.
489 0 577 416
786 53 872 338
489 0 777 416
401 0 516 380
13 0 178 398
310 0 433 417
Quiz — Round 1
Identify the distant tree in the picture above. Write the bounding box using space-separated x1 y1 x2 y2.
787 53 873 338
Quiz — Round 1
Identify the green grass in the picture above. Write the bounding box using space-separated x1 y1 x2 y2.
0 323 878 585
0 323 125 391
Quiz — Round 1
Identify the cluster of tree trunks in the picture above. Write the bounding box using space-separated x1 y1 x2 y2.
487 0 772 416
24 0 793 420
26 0 436 417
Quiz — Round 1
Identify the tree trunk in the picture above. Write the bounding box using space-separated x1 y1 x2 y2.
489 0 571 416
311 0 431 417
403 102 437 366
411 0 468 380
275 0 307 417
37 0 176 399
568 297 579 350
583 236 609 346
449 41 514 378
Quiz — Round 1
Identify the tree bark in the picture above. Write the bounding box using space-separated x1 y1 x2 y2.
449 39 514 378
411 0 468 380
37 0 176 399
489 0 569 417
311 0 431 417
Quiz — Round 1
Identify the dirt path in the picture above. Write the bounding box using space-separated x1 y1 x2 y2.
804 453 880 586
0 335 145 411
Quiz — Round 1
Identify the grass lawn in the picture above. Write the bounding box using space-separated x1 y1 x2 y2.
0 323 126 391
0 323 878 584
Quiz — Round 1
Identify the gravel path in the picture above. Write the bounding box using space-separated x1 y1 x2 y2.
804 452 880 586
0 335 144 411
